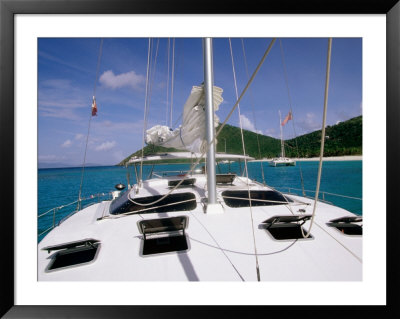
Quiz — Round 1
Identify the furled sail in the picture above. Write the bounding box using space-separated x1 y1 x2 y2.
145 84 223 153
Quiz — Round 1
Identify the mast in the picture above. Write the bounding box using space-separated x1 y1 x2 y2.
203 38 223 214
279 110 285 158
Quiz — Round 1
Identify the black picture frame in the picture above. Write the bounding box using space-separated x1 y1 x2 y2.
1 0 399 318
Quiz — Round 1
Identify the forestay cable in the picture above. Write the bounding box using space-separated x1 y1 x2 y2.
140 38 152 186
241 38 266 185
301 38 332 238
229 38 261 281
216 38 276 137
278 39 306 196
170 38 176 128
165 38 171 126
122 38 276 209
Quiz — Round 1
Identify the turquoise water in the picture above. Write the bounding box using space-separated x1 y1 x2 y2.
38 161 362 242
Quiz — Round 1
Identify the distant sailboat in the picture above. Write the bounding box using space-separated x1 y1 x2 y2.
269 110 296 166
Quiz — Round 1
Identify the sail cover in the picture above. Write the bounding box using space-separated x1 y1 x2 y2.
145 85 223 153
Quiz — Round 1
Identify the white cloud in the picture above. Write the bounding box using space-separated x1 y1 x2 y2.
95 141 116 151
92 120 144 134
296 112 321 133
239 114 263 134
41 79 72 89
265 128 277 138
39 51 91 74
39 107 81 121
75 133 84 140
39 100 87 109
99 70 145 90
38 77 91 121
61 139 72 148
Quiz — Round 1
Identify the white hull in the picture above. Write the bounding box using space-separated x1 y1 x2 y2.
269 157 296 167
38 174 361 281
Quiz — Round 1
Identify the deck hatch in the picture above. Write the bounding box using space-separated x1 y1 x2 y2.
168 178 196 187
42 239 100 271
110 192 196 215
216 174 236 184
327 216 362 235
138 216 189 256
261 215 313 240
222 190 293 208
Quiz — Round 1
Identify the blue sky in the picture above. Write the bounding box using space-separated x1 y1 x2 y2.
38 37 362 166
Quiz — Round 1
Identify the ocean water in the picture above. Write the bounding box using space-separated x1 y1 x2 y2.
38 161 362 242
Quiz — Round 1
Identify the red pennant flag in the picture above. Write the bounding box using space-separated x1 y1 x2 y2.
281 111 292 126
91 97 97 116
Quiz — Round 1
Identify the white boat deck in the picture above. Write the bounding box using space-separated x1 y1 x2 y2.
38 174 362 281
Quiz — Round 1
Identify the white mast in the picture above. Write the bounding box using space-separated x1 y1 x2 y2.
203 38 224 214
279 110 285 158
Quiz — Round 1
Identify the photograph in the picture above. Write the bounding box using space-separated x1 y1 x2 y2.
2 1 398 316
37 37 363 281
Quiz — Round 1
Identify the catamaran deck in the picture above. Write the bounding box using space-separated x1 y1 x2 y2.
38 174 362 281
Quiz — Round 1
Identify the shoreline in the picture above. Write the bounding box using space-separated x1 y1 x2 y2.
252 155 362 162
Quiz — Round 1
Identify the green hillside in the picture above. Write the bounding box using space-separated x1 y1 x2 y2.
285 116 362 157
118 116 362 165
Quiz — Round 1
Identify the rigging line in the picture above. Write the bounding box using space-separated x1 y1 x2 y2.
170 38 176 128
77 38 103 210
278 39 306 196
302 38 332 239
141 38 160 177
172 39 185 129
241 38 266 186
126 152 207 207
146 38 160 130
216 38 276 138
93 39 104 97
165 38 170 126
172 112 183 129
127 38 277 209
229 38 261 282
189 236 299 257
108 198 196 218
313 220 362 263
189 211 245 281
140 38 152 186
